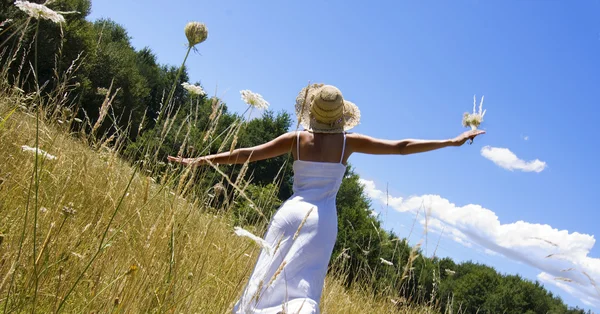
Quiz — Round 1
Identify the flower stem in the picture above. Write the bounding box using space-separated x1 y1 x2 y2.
159 46 192 124
32 18 41 313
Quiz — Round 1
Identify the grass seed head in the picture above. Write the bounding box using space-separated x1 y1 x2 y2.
380 258 394 266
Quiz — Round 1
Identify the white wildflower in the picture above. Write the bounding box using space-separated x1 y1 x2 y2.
234 227 272 255
181 82 206 96
21 145 57 160
462 95 487 130
240 90 269 110
380 258 394 266
14 0 65 24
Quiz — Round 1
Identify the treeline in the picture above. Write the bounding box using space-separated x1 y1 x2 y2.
0 1 591 313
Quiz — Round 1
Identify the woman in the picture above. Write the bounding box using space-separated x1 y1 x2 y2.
168 83 485 314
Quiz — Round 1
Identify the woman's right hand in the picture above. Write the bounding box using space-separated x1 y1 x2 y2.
452 129 486 146
167 155 202 167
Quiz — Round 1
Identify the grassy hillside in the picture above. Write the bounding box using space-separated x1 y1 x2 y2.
0 97 433 313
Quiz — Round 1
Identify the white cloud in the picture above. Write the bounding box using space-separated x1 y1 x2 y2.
523 135 529 141
481 146 546 173
360 178 600 307
538 272 600 309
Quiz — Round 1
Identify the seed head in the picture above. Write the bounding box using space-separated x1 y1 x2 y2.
184 22 208 47
213 183 225 196
61 202 76 216
380 258 394 266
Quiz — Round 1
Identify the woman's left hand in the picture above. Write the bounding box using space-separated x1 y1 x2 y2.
452 129 486 146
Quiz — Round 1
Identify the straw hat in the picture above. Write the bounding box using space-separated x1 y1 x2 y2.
295 83 360 133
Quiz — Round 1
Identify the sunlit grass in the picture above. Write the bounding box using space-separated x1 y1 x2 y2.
0 98 436 313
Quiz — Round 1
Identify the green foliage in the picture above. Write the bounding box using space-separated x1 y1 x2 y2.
333 165 380 284
237 110 293 199
231 183 282 227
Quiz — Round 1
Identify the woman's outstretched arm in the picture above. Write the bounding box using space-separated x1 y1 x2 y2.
348 129 485 156
167 132 296 166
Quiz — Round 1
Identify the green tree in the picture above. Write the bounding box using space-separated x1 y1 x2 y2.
237 110 293 200
332 165 380 285
231 183 282 227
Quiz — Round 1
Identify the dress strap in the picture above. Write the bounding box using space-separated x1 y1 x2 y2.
296 131 301 161
340 132 346 164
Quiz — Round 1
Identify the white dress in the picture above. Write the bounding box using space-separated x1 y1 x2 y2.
233 132 347 314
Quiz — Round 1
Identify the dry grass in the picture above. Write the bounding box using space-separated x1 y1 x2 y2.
0 98 434 313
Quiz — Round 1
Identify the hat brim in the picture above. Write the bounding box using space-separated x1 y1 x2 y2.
295 83 361 133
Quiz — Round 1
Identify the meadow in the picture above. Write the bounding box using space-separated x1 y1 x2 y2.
0 2 436 313
0 1 593 313
0 98 431 313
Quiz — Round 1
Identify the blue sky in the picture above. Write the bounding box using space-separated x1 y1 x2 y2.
88 0 600 310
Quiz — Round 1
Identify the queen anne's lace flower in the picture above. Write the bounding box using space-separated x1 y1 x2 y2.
240 90 269 110
14 1 65 24
462 95 487 130
184 22 208 47
181 82 205 96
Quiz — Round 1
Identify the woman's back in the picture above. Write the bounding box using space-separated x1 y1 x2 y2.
292 131 347 201
293 131 348 165
234 131 345 313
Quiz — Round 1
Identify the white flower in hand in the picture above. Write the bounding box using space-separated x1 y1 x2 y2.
462 95 487 130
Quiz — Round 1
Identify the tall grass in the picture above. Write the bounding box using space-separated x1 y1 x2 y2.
0 100 440 313
0 13 444 313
